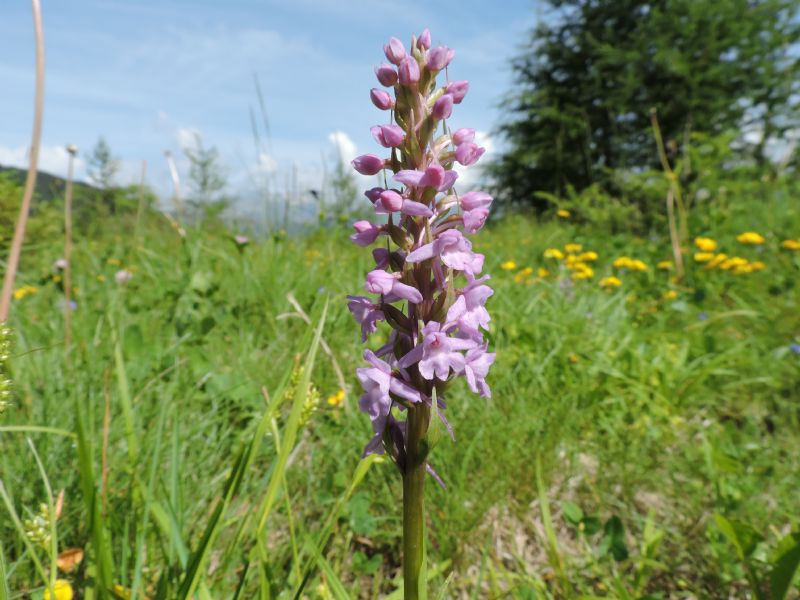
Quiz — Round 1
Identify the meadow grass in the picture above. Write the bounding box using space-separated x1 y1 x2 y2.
1 184 799 598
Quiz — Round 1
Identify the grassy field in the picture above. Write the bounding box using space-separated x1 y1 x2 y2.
1 180 799 598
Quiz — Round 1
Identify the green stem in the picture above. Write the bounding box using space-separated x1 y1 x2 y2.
403 403 429 600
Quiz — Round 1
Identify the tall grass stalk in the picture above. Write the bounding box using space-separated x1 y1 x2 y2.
63 144 77 353
0 0 45 322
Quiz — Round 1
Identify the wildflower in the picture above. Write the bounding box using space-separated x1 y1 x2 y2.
663 290 678 300
43 580 73 600
115 270 133 285
781 239 800 250
106 258 121 266
571 264 594 280
327 389 346 407
694 252 715 263
719 257 747 271
657 260 672 270
698 312 709 321
577 251 598 262
514 267 534 283
96 274 106 282
349 32 494 451
52 274 62 283
564 243 583 254
24 503 52 550
790 343 800 355
233 234 250 249
370 88 394 110
0 325 12 414
537 267 550 278
13 285 38 300
629 259 648 271
544 248 564 260
600 276 622 288
375 64 398 86
736 231 765 245
694 237 717 252
568 353 579 363
54 258 68 270
706 253 728 269
556 209 570 218
500 260 517 271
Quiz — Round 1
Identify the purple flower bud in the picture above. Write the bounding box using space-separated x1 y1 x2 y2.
445 80 469 103
426 46 455 71
417 28 431 50
365 269 423 304
460 191 493 211
352 154 385 175
432 94 454 120
398 56 420 86
365 187 384 202
347 295 385 341
371 124 405 148
384 37 406 65
451 128 475 145
463 208 489 233
375 64 398 87
351 220 382 246
455 142 486 166
379 189 404 212
370 88 394 110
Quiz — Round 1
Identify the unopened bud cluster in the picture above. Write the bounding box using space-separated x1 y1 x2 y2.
0 325 12 414
23 503 52 550
348 30 495 464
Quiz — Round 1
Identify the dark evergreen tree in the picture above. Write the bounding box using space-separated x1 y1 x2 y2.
492 0 800 208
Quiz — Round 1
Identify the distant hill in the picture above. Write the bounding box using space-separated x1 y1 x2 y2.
0 164 98 203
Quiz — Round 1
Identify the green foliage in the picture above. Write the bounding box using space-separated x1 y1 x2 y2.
492 0 800 208
0 178 798 597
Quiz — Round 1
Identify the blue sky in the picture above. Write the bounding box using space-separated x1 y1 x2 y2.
1 0 537 208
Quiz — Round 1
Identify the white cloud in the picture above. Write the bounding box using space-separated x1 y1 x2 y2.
328 130 358 164
176 127 201 150
0 144 87 180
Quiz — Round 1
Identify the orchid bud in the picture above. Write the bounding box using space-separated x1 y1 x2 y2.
398 56 420 86
432 94 454 120
370 88 394 110
375 64 398 87
365 187 384 202
455 142 486 166
452 128 475 145
365 269 397 295
384 37 406 65
445 80 469 103
379 189 404 212
426 46 455 71
417 28 431 50
460 191 493 211
371 124 405 148
352 154 385 175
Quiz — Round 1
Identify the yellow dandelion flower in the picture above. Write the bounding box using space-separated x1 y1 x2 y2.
44 580 74 600
556 209 571 218
514 267 534 283
662 290 678 300
571 265 594 280
694 252 715 263
613 256 632 269
106 258 121 266
326 389 346 407
736 232 765 245
568 353 579 363
500 260 518 270
577 251 598 262
720 257 747 271
543 248 564 260
52 274 62 283
706 253 728 269
781 239 800 250
564 254 580 267
537 267 550 278
733 264 754 275
694 237 717 252
599 276 622 288
749 260 765 271
13 285 38 300
96 274 106 282
564 243 583 254
111 585 132 600
629 259 648 272
657 260 672 270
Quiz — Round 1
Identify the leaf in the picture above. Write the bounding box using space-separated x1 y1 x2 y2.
562 501 584 525
600 516 629 562
770 532 800 600
714 514 763 560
